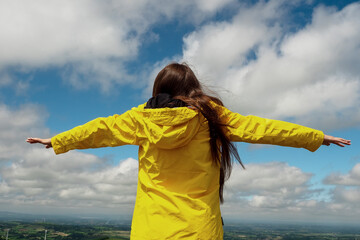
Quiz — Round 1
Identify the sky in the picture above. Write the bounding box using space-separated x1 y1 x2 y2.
0 0 359 225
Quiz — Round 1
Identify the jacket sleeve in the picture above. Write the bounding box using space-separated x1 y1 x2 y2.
215 104 324 152
51 110 138 154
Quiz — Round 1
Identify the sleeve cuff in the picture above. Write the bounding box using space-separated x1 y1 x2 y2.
307 130 324 152
51 135 66 155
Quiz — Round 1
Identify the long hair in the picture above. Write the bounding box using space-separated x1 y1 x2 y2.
152 62 244 203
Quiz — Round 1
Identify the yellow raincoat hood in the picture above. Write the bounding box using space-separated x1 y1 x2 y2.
133 103 200 149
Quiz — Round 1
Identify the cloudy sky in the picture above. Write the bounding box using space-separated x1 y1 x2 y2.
0 0 359 224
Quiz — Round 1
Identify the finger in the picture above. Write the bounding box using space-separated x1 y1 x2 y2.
334 140 349 147
27 138 43 144
26 138 37 143
337 139 351 146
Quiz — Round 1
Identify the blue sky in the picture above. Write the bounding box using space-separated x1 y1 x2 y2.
0 0 359 224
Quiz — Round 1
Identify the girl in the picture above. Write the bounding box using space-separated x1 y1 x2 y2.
27 63 350 239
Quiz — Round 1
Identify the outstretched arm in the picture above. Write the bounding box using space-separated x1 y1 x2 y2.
213 103 351 151
26 137 52 148
322 135 351 147
26 110 139 154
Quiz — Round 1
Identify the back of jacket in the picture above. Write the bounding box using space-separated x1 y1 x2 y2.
129 104 223 239
51 102 324 240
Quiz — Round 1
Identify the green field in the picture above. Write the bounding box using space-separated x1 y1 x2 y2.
223 223 360 240
1 221 360 239
0 222 130 240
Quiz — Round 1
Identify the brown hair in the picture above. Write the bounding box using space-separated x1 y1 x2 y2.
153 62 244 203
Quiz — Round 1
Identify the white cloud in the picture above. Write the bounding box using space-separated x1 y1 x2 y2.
0 104 49 161
223 162 313 210
319 164 360 218
182 0 284 82
0 1 135 66
1 148 138 213
180 0 360 130
227 162 311 194
0 0 236 92
195 0 234 13
0 102 138 214
221 162 360 223
221 162 319 221
324 163 360 186
333 187 360 204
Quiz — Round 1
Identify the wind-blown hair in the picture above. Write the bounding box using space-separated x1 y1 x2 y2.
152 62 244 203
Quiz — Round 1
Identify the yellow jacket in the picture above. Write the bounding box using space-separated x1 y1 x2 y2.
51 103 324 239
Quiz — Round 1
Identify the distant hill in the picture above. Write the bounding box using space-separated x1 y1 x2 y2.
0 211 132 225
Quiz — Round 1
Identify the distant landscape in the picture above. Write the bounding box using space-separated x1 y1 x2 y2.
1 212 360 239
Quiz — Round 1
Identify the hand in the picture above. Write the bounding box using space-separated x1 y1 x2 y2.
26 137 52 148
322 135 351 147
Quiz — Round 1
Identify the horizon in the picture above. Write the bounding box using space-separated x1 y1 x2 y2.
0 0 359 225
2 210 360 228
